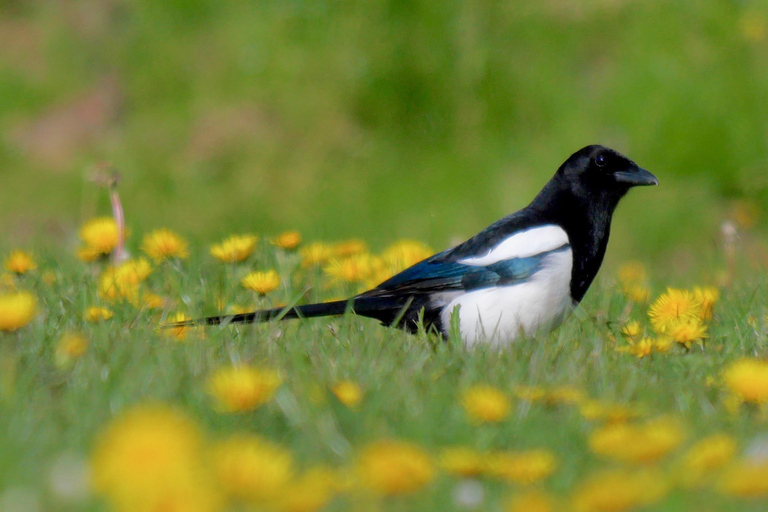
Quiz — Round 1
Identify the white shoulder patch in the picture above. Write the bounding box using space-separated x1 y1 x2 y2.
458 224 570 266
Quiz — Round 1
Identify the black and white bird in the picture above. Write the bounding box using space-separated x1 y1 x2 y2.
173 145 657 346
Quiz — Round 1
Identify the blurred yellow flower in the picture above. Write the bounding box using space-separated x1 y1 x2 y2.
625 283 651 303
166 313 191 341
207 366 282 413
300 242 334 267
0 291 37 331
648 288 702 334
506 490 557 512
617 261 647 285
98 259 152 303
667 319 707 348
678 434 736 487
141 292 165 310
142 228 189 262
324 254 377 284
653 336 675 353
85 306 114 323
91 404 220 512
693 286 719 321
4 251 36 275
356 440 434 495
210 234 257 263
589 417 685 464
79 217 119 257
438 446 485 477
55 332 88 367
718 460 768 498
571 468 668 512
380 240 433 271
271 467 337 512
211 434 293 503
331 380 363 408
272 231 302 250
485 449 557 484
723 359 768 404
461 385 511 423
578 399 642 423
241 270 280 295
617 337 654 359
620 320 641 339
332 239 367 258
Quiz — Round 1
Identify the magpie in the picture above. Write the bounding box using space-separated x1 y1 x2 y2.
171 145 657 345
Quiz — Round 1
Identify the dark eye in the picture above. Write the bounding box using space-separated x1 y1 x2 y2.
595 154 607 168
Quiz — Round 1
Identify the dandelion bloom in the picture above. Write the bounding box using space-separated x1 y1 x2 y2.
272 231 302 250
620 320 641 339
324 254 377 285
331 239 367 258
617 261 647 285
723 359 768 404
85 306 114 323
579 400 642 423
571 468 668 512
717 460 768 498
90 404 220 512
693 286 719 321
210 234 258 263
98 259 152 303
617 337 654 359
166 313 191 341
79 217 119 256
241 270 280 295
461 385 511 423
648 288 702 334
271 467 338 512
625 283 651 303
380 240 434 271
55 333 88 367
588 417 685 464
356 440 434 495
485 449 558 484
667 319 707 348
0 291 37 331
678 434 736 487
331 380 363 408
141 292 165 309
439 446 486 477
506 490 558 512
300 242 334 267
4 251 36 275
207 366 282 413
211 434 293 503
142 228 189 262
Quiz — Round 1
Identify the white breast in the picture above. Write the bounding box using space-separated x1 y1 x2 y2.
440 228 574 347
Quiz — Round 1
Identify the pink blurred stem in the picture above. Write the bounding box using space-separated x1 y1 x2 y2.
110 187 126 263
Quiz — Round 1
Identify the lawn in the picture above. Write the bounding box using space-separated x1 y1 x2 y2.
1 219 768 511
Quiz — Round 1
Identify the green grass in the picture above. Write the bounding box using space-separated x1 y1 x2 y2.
1 236 768 511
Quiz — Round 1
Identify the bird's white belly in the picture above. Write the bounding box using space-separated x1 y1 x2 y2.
439 248 574 346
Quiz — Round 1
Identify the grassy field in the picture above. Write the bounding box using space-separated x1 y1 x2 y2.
1 223 768 511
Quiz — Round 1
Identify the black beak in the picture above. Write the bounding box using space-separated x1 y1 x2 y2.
613 167 658 187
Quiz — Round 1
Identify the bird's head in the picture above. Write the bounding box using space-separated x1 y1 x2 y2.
559 145 658 201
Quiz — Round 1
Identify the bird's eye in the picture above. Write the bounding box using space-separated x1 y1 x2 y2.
595 154 607 168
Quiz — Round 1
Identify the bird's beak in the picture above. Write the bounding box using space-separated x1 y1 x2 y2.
613 167 658 187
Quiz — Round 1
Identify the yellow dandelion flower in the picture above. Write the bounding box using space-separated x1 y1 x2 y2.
55 332 88 367
723 359 768 404
380 240 434 271
271 467 337 512
77 245 103 263
439 446 486 477
141 292 165 309
668 318 708 348
331 239 367 258
207 366 282 413
85 306 113 323
300 242 334 267
485 449 558 484
617 337 654 359
331 380 363 408
4 251 36 275
210 234 258 263
617 261 647 285
653 336 675 353
91 404 221 512
166 313 191 341
356 440 434 495
241 270 280 295
324 254 377 284
272 231 302 250
571 468 668 512
718 460 768 498
506 490 558 512
693 286 719 321
141 228 189 262
98 259 152 303
0 291 37 331
578 399 642 423
677 434 736 488
461 385 511 424
648 288 702 334
513 385 547 402
620 320 641 339
588 417 685 464
211 434 293 503
80 217 119 255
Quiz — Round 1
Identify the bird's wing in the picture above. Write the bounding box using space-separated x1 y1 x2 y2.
365 223 570 296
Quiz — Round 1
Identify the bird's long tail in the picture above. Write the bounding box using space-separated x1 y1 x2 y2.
164 296 406 328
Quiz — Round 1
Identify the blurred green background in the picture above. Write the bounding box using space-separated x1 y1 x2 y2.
1 0 767 264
